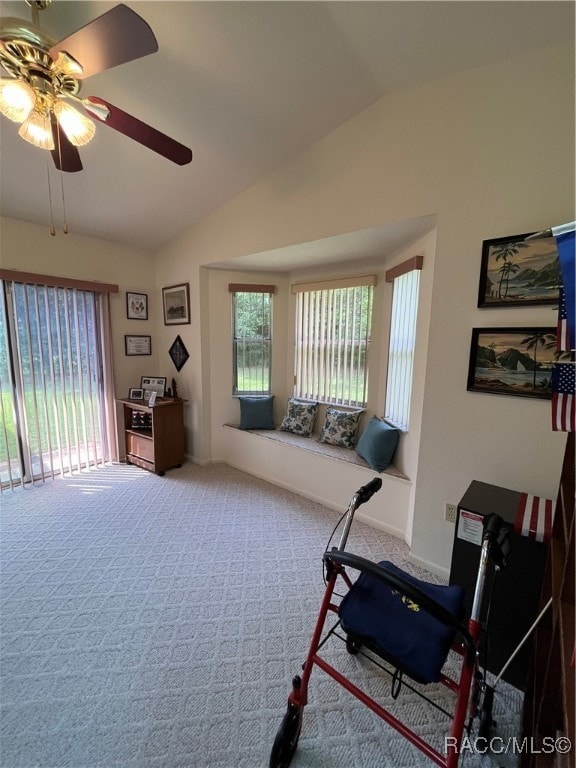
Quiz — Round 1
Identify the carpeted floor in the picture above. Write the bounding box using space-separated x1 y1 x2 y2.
0 462 522 768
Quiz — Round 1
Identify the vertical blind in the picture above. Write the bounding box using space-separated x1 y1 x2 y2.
384 258 422 430
292 276 375 407
0 272 118 490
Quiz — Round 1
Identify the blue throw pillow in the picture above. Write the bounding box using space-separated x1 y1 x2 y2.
238 396 275 430
356 416 399 472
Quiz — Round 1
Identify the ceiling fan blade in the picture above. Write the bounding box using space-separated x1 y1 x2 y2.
85 97 193 166
51 118 83 173
49 4 158 80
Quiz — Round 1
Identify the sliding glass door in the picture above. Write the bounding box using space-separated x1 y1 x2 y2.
0 279 113 489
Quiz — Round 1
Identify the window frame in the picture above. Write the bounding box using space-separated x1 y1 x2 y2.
229 284 275 397
384 256 423 431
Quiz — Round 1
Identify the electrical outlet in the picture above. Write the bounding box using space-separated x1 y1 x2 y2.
445 503 457 524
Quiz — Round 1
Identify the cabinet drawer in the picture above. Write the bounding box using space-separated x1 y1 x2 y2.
126 432 155 462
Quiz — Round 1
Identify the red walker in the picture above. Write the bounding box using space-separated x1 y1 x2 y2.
269 478 510 768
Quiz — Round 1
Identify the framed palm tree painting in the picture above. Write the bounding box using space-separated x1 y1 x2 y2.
478 233 561 307
467 327 556 399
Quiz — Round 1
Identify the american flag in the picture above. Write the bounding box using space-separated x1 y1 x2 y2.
551 362 575 432
514 493 554 544
557 288 573 352
556 230 575 350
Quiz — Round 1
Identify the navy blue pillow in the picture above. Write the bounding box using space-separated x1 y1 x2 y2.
238 396 275 430
356 416 399 472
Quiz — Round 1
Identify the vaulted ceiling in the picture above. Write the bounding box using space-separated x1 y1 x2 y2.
1 1 573 256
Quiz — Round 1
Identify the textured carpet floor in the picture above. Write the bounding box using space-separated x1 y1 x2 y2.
0 462 521 768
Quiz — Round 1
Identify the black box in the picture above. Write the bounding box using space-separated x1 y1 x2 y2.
449 480 548 690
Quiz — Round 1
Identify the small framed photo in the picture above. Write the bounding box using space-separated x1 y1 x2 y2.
467 327 556 399
478 233 561 308
129 387 144 400
126 292 148 320
163 283 190 325
140 376 166 401
148 391 158 407
125 335 151 356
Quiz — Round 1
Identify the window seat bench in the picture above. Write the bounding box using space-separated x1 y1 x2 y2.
217 423 411 539
223 423 408 480
219 423 410 538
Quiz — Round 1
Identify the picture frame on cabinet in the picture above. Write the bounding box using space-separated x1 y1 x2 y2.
141 376 166 401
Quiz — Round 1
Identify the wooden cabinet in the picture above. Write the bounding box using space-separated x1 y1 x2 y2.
118 398 186 475
521 432 574 767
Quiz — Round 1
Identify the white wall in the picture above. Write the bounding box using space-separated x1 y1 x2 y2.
157 42 574 573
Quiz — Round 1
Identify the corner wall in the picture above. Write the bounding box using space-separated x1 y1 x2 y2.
158 41 574 573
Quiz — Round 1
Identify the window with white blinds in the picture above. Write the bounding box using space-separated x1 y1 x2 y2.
292 276 375 407
0 271 118 490
384 257 423 430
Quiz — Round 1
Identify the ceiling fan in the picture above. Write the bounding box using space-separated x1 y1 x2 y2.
0 0 192 172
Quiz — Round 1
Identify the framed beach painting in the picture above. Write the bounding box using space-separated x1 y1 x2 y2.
467 327 556 399
477 233 561 308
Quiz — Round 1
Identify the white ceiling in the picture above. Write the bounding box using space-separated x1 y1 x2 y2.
0 1 574 269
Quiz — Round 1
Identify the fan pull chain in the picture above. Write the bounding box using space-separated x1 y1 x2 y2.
45 157 56 237
59 169 69 235
54 123 69 234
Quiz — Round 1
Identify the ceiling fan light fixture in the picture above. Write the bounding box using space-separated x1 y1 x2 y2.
18 106 54 150
53 100 95 146
0 79 36 123
82 99 110 122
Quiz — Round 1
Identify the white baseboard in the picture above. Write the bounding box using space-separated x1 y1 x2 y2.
407 551 449 581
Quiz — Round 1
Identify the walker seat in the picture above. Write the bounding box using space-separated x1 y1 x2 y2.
339 560 466 684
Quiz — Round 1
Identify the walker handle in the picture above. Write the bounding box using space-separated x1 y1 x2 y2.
355 478 383 507
482 513 504 542
336 479 384 552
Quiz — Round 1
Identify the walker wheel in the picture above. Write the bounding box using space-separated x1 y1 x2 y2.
269 702 303 768
477 685 495 739
346 635 362 655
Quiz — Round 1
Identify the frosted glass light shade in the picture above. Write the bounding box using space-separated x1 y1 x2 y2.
0 80 35 122
18 108 54 150
53 101 95 146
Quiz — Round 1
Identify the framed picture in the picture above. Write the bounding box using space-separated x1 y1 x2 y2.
126 292 148 320
163 283 190 325
169 335 190 372
140 376 166 401
128 387 144 400
467 327 556 399
478 233 561 308
125 335 151 356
